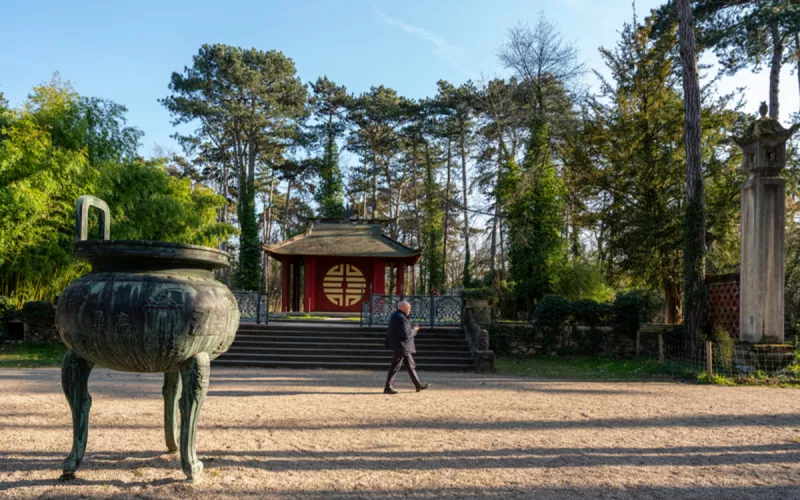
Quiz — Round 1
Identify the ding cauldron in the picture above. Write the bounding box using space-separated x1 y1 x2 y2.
56 196 239 481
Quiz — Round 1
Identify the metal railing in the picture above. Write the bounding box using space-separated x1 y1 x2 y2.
231 291 269 324
232 287 464 327
361 290 464 327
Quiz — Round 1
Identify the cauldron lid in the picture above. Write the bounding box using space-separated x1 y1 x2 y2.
73 240 231 270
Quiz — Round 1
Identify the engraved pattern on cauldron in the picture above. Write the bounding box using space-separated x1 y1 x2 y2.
57 273 238 373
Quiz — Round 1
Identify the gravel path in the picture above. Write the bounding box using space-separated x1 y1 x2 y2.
1 367 800 499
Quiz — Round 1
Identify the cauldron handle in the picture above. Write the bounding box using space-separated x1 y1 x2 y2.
74 196 111 242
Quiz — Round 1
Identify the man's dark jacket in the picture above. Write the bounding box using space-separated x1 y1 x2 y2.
385 310 416 354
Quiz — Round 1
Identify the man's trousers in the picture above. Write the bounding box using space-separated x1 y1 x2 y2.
385 350 421 389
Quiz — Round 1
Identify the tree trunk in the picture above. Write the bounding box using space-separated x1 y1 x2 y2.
219 163 230 285
499 220 507 280
361 158 368 219
769 22 784 120
460 140 471 287
411 141 422 294
677 0 708 348
489 138 503 284
795 32 800 108
263 170 275 291
371 150 379 220
663 277 682 325
283 179 293 240
443 140 452 288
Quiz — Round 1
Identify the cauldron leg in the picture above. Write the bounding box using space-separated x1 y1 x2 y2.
178 352 209 482
60 350 94 480
162 371 181 452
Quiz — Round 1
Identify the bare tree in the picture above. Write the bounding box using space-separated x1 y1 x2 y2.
498 13 586 115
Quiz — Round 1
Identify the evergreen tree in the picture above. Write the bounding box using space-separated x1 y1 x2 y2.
162 44 307 290
503 119 566 311
345 86 411 232
566 16 741 323
422 130 445 293
309 76 348 218
693 0 800 121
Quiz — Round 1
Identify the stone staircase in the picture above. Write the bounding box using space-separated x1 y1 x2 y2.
214 321 475 371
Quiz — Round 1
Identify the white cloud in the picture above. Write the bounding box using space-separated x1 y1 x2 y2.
371 2 477 79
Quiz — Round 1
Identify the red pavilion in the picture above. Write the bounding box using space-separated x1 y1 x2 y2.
264 221 421 313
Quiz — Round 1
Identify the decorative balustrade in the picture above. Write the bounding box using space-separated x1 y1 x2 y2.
362 294 464 326
231 291 268 324
231 290 463 327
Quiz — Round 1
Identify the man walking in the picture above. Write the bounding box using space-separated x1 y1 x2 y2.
384 301 430 394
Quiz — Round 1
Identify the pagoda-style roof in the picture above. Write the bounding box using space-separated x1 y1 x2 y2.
731 102 800 147
264 222 421 262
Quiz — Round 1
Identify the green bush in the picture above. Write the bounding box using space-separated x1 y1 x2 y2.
570 299 610 355
553 258 614 302
613 292 645 338
487 324 513 356
20 300 55 326
0 296 12 319
534 294 571 353
620 288 664 323
496 280 522 320
0 296 11 340
464 287 498 303
570 299 604 325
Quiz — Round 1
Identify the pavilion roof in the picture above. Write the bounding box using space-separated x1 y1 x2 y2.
264 222 421 261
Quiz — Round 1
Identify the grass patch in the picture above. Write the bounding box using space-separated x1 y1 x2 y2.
0 342 65 367
496 356 695 382
497 356 800 386
697 371 800 388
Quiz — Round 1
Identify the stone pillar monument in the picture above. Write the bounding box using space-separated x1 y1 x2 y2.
732 102 799 343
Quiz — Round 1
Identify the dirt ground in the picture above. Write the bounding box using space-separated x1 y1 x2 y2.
1 367 800 500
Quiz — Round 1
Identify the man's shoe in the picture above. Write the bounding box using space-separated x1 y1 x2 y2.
384 387 399 394
416 383 430 392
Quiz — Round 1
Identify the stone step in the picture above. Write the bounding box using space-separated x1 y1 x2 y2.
238 325 463 334
225 323 474 371
232 335 468 345
228 338 469 351
235 330 467 341
213 358 475 371
224 346 472 357
217 351 474 363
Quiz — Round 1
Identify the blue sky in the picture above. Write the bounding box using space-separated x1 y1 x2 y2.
2 0 798 156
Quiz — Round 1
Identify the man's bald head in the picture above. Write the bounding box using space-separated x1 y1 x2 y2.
398 300 411 315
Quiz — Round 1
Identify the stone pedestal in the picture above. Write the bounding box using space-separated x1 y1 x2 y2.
740 175 785 343
465 299 491 326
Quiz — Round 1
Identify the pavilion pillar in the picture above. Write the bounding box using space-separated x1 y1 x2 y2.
373 259 386 295
281 258 291 312
292 259 301 312
304 257 316 313
397 263 405 297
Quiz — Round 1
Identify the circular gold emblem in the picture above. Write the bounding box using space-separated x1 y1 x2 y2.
323 264 366 307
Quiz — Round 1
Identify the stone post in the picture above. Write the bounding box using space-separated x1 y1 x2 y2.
732 102 799 343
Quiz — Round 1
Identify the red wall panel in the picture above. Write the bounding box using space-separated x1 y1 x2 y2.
315 257 373 312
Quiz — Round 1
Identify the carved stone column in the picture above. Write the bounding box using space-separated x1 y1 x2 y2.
732 103 799 343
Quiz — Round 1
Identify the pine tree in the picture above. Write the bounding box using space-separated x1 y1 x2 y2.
162 44 307 290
